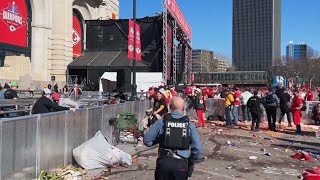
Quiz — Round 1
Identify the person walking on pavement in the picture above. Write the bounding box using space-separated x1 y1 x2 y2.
240 88 253 122
278 89 292 127
144 96 202 180
247 90 265 131
225 88 234 128
232 88 241 125
264 87 279 131
291 89 303 135
33 89 75 114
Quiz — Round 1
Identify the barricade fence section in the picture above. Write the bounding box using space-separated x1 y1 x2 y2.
0 100 151 179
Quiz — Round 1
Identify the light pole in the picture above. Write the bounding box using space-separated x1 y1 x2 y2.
129 0 138 101
310 74 319 89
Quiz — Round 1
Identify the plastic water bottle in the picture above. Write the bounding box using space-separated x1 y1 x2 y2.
316 128 320 139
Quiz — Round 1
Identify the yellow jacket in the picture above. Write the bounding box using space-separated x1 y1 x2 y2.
225 93 234 107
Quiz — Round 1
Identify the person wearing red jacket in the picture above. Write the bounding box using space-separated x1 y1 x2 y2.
232 88 241 125
291 89 303 135
305 90 314 101
170 87 177 97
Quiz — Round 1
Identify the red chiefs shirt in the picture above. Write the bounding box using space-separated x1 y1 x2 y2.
233 91 241 106
291 95 303 111
171 90 177 97
306 92 314 101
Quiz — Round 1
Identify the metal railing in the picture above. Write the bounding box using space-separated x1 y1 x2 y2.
0 100 150 179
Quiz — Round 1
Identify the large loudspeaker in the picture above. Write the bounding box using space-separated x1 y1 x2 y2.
116 70 132 92
117 70 125 91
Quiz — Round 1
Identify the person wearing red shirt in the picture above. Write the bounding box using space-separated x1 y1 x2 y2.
194 89 206 127
291 90 303 135
233 88 241 125
147 87 155 100
170 87 177 97
305 90 314 101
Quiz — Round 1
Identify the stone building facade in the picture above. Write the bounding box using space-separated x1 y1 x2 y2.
0 0 119 89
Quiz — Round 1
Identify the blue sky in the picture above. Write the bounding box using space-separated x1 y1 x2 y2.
120 0 320 59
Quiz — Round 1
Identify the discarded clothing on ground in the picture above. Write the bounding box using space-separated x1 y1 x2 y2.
291 151 311 162
302 167 320 180
73 131 132 169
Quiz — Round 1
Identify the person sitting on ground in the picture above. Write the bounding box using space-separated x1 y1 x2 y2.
33 89 75 114
312 103 320 125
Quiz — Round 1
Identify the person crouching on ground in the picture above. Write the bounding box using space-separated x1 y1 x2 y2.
291 89 303 135
33 89 75 114
144 97 202 180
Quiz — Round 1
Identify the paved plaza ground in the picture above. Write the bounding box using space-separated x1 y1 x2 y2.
103 121 320 180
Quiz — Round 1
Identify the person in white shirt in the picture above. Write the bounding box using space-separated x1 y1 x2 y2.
240 88 253 122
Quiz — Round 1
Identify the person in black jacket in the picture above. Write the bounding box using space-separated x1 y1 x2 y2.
33 89 75 114
247 90 265 131
278 89 292 127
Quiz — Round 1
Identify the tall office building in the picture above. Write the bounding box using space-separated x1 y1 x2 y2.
286 41 317 61
232 0 281 71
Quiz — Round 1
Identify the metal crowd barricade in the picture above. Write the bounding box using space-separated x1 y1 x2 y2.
0 100 151 179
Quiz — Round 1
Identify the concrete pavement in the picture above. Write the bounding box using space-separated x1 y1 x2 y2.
104 121 320 180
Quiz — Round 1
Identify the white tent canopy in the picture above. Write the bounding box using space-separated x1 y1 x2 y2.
99 72 163 92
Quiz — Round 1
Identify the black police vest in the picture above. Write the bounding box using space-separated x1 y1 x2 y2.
162 114 190 150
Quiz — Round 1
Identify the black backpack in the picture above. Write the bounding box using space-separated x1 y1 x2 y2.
265 94 276 105
162 114 190 150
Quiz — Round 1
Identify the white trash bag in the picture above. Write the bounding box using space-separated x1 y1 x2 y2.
73 131 132 169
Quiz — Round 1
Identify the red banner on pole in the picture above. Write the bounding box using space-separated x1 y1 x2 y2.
165 0 192 41
128 19 142 61
135 24 142 61
72 14 83 58
128 20 134 60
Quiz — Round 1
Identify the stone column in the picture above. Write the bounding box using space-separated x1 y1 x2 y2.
50 0 73 83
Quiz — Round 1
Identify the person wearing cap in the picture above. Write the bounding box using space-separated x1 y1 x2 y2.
264 87 279 131
32 89 75 114
52 92 79 110
3 81 18 117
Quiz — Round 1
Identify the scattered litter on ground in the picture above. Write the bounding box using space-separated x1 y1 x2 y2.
302 167 320 179
227 166 233 169
264 152 272 156
248 156 257 160
227 140 235 147
291 151 312 162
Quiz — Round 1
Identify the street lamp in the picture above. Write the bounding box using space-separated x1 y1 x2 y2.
129 0 138 101
310 74 319 89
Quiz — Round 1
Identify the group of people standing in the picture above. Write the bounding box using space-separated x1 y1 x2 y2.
224 83 306 135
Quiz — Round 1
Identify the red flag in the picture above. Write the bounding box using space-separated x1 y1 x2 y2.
128 20 134 60
135 24 142 61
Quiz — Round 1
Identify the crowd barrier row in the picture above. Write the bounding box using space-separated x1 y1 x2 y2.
0 100 150 179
